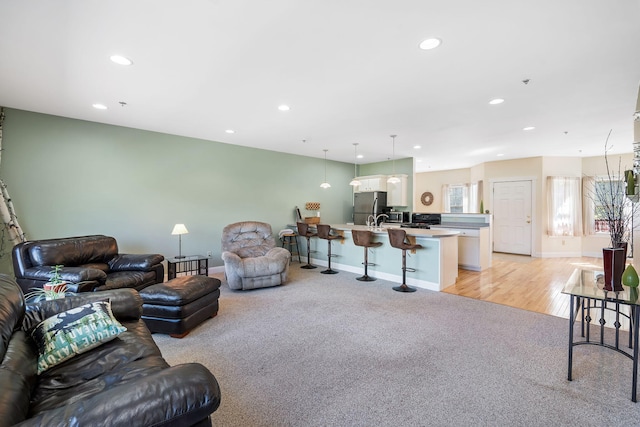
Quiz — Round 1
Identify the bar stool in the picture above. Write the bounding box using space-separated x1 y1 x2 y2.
316 224 343 274
387 228 422 292
351 229 383 281
280 230 301 263
296 222 318 269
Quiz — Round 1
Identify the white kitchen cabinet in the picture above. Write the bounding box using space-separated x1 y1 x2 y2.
354 175 387 192
458 232 480 268
431 226 491 271
387 174 408 206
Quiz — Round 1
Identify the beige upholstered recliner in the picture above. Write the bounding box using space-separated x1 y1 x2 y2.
221 221 291 290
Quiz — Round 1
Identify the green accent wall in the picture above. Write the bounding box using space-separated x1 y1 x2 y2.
360 157 414 211
0 109 355 274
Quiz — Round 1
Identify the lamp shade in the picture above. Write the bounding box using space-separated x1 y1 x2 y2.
387 175 401 184
171 224 189 235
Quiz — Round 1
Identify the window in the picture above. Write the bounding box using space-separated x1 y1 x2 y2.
593 178 630 235
449 186 464 213
583 176 632 239
442 184 469 213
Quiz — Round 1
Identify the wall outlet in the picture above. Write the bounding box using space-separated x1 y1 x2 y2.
207 251 212 257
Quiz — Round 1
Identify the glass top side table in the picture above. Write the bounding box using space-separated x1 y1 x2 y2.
166 255 210 280
562 267 640 402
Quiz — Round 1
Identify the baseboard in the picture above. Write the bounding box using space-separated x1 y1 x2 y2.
581 251 604 258
538 251 584 258
209 265 225 274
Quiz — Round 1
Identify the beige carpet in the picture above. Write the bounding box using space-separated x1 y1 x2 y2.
153 266 640 426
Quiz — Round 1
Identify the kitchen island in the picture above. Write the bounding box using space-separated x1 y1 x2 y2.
431 224 491 271
297 224 459 291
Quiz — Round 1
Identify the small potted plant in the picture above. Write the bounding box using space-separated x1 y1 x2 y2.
24 265 69 301
44 264 66 292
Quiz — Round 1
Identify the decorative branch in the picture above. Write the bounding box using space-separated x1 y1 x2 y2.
590 130 638 248
0 107 27 259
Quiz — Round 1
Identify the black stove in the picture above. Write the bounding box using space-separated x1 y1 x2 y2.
400 213 441 229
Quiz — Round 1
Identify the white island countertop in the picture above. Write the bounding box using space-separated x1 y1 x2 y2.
328 224 460 238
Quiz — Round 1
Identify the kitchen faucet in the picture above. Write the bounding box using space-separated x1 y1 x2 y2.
366 214 376 227
374 213 389 227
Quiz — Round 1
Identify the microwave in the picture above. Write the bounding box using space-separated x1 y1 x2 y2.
386 211 410 223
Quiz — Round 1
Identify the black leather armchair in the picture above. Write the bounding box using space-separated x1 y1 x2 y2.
0 274 221 426
12 235 165 293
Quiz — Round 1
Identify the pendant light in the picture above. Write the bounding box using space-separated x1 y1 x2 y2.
320 149 331 188
387 134 401 184
349 143 362 187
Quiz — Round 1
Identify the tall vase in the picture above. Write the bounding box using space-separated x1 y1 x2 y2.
603 247 626 292
615 241 628 259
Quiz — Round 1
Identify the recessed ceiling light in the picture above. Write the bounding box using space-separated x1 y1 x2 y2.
92 103 107 110
523 126 535 131
357 154 364 159
278 105 290 111
413 145 421 149
496 153 505 157
225 129 235 134
419 38 442 50
489 98 504 105
110 55 133 66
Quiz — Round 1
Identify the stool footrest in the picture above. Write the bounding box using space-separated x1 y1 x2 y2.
140 276 221 338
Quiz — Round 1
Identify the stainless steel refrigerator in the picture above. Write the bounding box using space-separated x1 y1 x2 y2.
353 191 387 225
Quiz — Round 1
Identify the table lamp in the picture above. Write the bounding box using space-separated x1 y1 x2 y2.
171 223 189 259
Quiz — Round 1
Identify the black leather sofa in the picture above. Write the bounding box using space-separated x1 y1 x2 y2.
12 235 165 294
0 274 221 426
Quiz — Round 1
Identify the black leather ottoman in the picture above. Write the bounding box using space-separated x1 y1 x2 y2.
140 275 221 338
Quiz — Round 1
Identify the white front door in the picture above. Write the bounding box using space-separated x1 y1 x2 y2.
493 180 532 255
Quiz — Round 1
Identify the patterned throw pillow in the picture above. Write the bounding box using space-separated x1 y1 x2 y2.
30 299 127 374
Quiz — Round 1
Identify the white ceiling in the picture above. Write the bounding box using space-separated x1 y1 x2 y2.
1 1 639 173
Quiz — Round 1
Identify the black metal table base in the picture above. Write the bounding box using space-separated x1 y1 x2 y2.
567 295 640 402
167 256 209 280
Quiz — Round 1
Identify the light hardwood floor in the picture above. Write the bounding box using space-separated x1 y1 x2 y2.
442 253 604 321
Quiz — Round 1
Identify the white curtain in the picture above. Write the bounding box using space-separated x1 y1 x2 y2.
546 176 582 236
441 184 450 212
470 182 479 213
582 176 595 235
462 183 470 212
